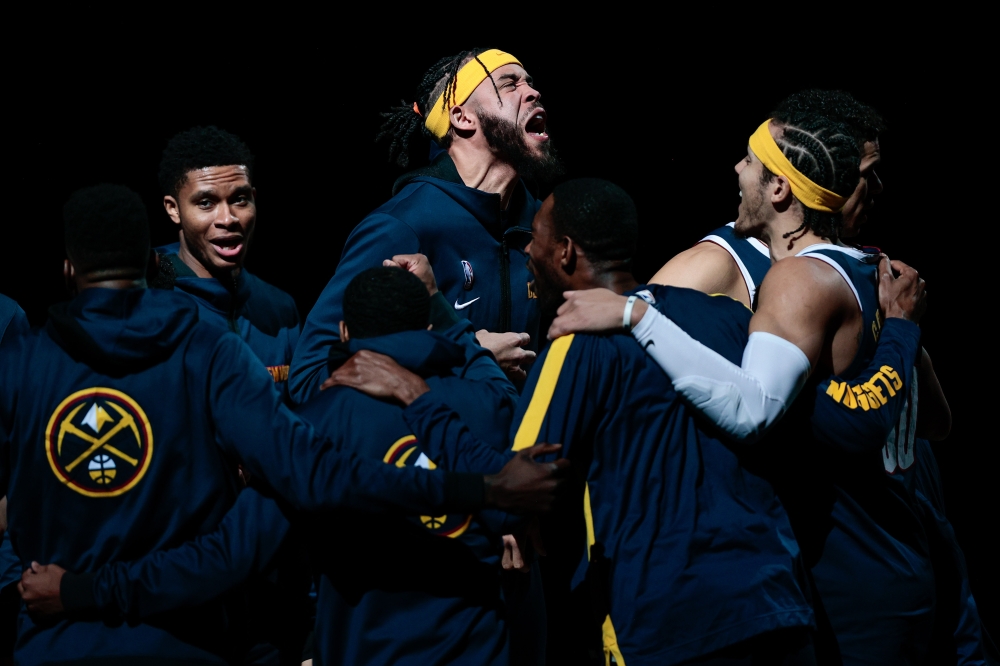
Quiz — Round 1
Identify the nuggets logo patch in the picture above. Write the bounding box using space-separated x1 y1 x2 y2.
383 435 472 538
45 388 153 498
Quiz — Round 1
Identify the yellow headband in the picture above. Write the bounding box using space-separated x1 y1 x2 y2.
423 49 522 140
748 119 848 213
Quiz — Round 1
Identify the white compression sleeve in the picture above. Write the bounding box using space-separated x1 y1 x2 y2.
631 307 811 441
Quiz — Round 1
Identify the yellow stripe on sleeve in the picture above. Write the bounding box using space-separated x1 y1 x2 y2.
511 334 575 451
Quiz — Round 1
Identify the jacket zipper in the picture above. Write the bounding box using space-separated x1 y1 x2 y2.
499 235 511 333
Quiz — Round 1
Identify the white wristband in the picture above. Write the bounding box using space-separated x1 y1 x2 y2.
622 295 638 332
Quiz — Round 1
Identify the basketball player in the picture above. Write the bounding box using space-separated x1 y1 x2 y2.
548 115 933 663
155 126 301 402
20 266 534 665
0 185 564 664
649 89 982 661
330 179 817 665
289 47 562 400
0 295 27 664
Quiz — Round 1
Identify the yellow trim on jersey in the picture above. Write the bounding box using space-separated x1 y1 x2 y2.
512 335 575 451
586 484 626 664
584 482 596 558
603 615 626 666
708 292 753 312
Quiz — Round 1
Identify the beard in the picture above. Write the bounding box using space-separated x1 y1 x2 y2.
733 181 767 238
478 110 564 186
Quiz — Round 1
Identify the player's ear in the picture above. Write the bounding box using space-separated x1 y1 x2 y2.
560 236 578 275
339 321 350 343
450 103 477 136
63 259 77 295
770 175 793 205
163 196 181 225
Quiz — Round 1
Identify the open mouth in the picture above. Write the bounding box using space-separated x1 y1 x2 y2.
210 236 244 260
524 109 548 141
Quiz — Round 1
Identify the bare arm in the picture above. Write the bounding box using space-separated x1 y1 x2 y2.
650 242 751 308
916 348 951 441
748 257 849 370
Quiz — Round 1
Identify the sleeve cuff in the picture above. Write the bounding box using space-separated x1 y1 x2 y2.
61 571 97 612
429 292 463 332
443 472 485 513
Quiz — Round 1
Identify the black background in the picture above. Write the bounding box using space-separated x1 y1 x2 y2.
3 36 994 634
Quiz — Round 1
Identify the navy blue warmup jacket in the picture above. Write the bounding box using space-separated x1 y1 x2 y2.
0 295 28 593
296 326 519 666
54 320 521 665
0 288 484 664
405 285 814 666
158 243 301 402
289 154 540 403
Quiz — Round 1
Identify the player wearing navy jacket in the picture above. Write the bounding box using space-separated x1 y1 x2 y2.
0 295 28 661
551 115 934 664
154 126 301 403
2 186 563 665
289 47 564 400
333 180 817 665
20 267 529 665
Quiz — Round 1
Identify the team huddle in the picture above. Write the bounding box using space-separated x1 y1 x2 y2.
0 48 992 666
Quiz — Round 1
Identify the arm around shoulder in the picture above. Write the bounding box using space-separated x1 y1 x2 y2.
288 214 421 404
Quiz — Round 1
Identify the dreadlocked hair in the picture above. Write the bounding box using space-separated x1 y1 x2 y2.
376 48 502 168
760 117 860 242
771 89 886 146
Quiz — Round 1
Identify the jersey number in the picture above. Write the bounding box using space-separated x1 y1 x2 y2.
882 371 917 474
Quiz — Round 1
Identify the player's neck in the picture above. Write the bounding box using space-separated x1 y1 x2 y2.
762 213 830 262
582 269 639 295
449 145 519 209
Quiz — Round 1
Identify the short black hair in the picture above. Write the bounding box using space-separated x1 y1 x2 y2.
63 184 150 275
343 267 430 339
158 126 255 198
771 89 886 145
551 178 638 266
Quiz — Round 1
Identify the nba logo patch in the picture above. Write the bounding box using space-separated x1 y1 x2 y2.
461 260 474 290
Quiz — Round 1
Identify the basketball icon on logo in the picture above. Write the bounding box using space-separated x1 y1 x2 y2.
88 454 117 484
45 388 153 498
383 435 472 538
421 515 447 530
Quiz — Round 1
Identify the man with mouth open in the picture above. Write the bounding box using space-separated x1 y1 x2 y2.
288 48 562 403
156 126 301 402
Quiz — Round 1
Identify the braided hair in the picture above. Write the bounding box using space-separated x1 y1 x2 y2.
760 117 860 242
377 48 504 168
771 89 886 146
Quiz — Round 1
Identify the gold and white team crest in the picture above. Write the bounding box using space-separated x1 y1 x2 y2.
45 388 153 497
383 435 472 538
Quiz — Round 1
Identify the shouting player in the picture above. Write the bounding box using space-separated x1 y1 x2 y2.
289 47 562 399
549 113 933 663
0 185 563 664
329 179 818 665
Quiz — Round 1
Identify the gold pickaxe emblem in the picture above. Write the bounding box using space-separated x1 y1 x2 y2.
60 401 141 472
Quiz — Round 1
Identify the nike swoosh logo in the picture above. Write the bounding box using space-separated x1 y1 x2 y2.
454 297 480 310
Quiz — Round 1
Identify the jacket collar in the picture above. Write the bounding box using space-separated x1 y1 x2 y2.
392 154 536 240
157 244 252 316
